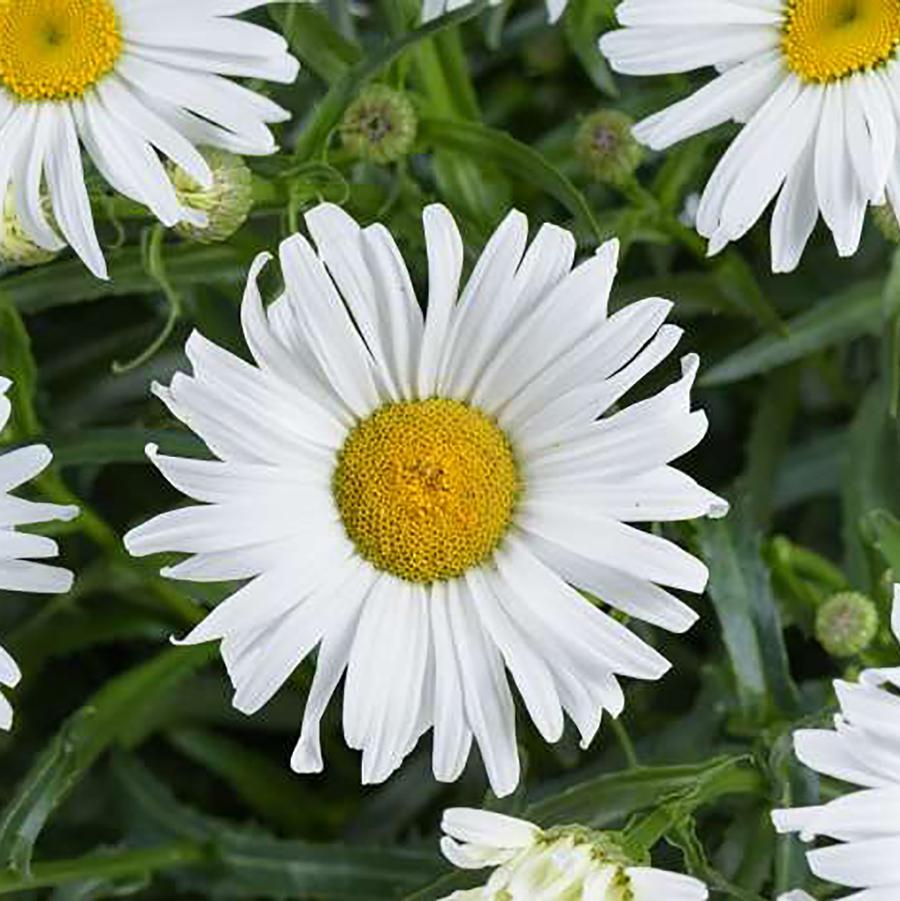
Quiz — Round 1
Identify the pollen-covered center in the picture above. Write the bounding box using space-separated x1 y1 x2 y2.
782 0 900 82
333 399 520 584
0 0 122 101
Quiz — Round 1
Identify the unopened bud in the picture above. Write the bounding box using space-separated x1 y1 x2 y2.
0 190 59 268
816 591 879 658
340 85 417 165
170 148 254 245
575 109 643 186
873 204 900 244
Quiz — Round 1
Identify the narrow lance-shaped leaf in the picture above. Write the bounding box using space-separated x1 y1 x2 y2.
418 116 603 241
701 278 886 386
695 495 800 722
0 646 215 875
112 754 445 899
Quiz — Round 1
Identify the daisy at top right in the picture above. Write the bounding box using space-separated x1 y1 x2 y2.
600 0 900 273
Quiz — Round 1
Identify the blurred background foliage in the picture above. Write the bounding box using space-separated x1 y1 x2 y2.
0 0 899 897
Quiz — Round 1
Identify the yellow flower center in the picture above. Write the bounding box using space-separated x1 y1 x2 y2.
333 399 520 584
782 0 900 82
0 0 122 102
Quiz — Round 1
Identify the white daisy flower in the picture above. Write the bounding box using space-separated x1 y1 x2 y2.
600 0 900 272
0 377 78 729
422 0 569 25
437 807 709 900
124 202 726 796
0 0 299 279
773 585 900 896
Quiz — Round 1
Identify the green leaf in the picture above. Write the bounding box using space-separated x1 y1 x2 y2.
44 428 206 469
564 0 619 96
0 646 214 874
525 755 761 826
270 4 363 84
4 245 249 315
166 727 312 835
650 136 712 213
772 430 846 512
770 728 817 896
701 278 885 386
418 116 603 241
695 497 799 722
863 508 900 574
414 27 512 229
113 754 443 898
0 303 40 437
0 843 205 897
842 386 900 589
743 366 800 528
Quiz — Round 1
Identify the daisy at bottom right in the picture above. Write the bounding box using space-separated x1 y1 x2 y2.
773 585 900 897
438 807 708 900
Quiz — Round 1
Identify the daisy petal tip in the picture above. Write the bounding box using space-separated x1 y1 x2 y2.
55 568 75 594
248 250 274 278
290 743 323 775
58 504 80 524
707 495 730 520
25 444 54 473
122 526 149 559
596 236 621 266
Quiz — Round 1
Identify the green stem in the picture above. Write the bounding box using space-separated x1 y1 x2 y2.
0 842 209 894
610 717 639 769
890 313 900 419
113 225 182 374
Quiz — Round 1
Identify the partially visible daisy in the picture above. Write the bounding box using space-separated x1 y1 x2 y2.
422 0 569 25
125 201 725 797
438 807 709 900
773 585 900 895
0 0 299 279
600 0 900 272
0 377 78 729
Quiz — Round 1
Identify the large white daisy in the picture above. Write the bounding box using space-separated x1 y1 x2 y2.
773 585 900 895
438 807 709 900
0 377 78 729
422 0 568 25
0 0 298 279
125 201 726 797
600 0 900 273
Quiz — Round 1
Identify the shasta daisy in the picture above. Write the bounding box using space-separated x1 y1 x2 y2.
600 0 900 272
0 377 78 729
0 0 298 278
773 585 900 895
438 807 709 900
125 202 726 796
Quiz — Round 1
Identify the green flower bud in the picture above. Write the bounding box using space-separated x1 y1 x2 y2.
340 85 417 165
0 189 59 269
816 591 879 658
575 109 643 186
873 204 900 244
169 148 254 245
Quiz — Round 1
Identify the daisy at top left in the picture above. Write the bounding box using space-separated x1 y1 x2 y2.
0 0 298 279
0 377 77 729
